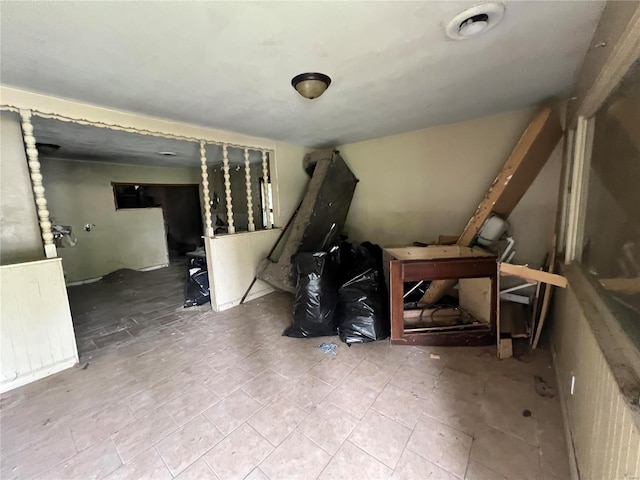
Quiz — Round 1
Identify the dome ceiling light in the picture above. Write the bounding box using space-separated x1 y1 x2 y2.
291 72 332 99
445 3 505 40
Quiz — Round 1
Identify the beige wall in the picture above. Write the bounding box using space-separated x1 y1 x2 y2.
41 158 200 282
338 107 561 266
272 141 309 228
0 112 45 264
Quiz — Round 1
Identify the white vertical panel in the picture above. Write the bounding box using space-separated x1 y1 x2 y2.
206 229 282 311
0 258 78 393
552 285 640 480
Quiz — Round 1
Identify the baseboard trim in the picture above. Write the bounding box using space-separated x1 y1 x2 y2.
137 263 169 272
0 357 78 394
214 287 275 312
66 276 103 287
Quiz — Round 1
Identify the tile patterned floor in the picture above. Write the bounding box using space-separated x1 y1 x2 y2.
1 264 571 480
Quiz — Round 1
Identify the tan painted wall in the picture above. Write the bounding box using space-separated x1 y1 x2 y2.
272 141 309 227
338 107 562 266
552 283 640 479
41 158 200 282
0 112 45 264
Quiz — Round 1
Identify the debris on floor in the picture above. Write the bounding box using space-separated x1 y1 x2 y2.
102 268 144 284
318 343 337 355
534 375 557 398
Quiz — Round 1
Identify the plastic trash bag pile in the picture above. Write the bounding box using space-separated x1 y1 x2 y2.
283 239 390 344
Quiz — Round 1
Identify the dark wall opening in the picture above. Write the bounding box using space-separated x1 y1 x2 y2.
113 183 203 255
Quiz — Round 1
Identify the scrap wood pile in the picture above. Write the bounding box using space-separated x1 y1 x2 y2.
412 107 568 357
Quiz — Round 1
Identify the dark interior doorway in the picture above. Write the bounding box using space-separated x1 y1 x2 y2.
113 183 203 257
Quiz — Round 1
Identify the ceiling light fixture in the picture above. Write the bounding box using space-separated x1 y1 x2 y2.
291 72 332 99
157 151 177 156
445 3 505 40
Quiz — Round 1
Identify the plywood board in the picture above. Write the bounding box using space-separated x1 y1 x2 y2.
500 301 531 338
421 107 563 305
498 338 514 359
459 277 492 324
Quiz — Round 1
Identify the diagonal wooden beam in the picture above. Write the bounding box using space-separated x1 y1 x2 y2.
420 107 563 306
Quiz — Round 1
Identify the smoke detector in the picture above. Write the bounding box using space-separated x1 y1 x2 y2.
445 3 505 40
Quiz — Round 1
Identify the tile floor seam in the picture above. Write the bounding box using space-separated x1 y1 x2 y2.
153 445 174 478
200 453 220 479
380 406 418 472
474 418 540 450
468 457 514 480
109 436 126 470
296 423 347 458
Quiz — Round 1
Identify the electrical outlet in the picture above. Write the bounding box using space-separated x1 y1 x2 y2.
570 375 576 395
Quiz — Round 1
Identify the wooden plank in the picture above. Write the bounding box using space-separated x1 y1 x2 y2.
599 278 640 294
528 252 549 343
389 260 405 342
405 323 484 333
532 248 557 349
500 262 567 288
421 107 563 305
496 266 501 357
498 338 514 359
404 308 459 319
403 308 460 324
384 246 491 261
392 328 494 346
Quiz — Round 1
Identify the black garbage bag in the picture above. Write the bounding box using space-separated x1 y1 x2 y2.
184 257 210 307
337 242 390 344
284 251 339 338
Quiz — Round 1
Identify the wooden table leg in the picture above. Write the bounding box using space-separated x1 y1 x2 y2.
390 260 404 342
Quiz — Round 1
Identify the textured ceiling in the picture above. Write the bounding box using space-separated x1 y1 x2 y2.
30 116 264 168
1 1 604 147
